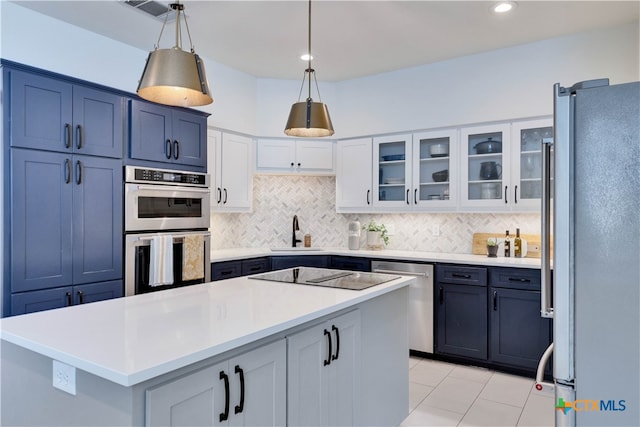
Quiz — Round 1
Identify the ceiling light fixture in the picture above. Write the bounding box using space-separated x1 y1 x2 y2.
491 1 517 14
284 0 334 137
137 2 213 107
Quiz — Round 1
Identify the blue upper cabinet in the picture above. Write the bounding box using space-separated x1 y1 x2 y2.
7 69 124 158
11 149 74 292
129 99 207 169
71 155 123 284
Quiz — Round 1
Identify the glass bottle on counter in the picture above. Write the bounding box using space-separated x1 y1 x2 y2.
504 230 511 257
514 228 522 258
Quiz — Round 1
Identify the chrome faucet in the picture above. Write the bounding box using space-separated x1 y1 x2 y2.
292 215 302 247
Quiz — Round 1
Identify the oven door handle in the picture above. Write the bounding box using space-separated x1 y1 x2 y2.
132 184 211 194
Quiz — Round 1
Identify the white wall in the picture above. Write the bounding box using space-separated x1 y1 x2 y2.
0 1 258 134
256 22 639 138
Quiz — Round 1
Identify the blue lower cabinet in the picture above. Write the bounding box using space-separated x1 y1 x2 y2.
271 256 329 271
489 287 552 370
330 256 371 272
211 260 243 281
436 282 488 360
11 280 123 316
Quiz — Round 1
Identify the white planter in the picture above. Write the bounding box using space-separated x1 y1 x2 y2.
366 231 384 250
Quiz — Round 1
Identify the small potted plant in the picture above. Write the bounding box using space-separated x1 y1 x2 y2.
487 237 498 258
363 220 389 250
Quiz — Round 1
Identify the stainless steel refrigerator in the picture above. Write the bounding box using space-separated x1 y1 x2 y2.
537 79 639 426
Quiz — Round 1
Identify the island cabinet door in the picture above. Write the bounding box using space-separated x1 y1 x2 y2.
145 339 286 427
287 310 361 427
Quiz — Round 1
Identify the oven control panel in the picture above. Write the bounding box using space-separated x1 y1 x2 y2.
126 166 209 187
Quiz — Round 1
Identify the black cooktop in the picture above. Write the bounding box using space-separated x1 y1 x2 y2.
249 267 400 291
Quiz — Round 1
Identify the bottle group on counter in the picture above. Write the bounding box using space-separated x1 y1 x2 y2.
504 229 523 258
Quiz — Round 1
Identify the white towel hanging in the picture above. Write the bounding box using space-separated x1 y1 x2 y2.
149 235 174 287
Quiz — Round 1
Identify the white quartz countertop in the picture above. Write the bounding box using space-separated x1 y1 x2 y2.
211 247 542 269
0 274 412 387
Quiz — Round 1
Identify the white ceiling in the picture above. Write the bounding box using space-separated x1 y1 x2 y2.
12 0 640 81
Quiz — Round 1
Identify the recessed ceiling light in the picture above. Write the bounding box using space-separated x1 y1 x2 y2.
300 53 313 61
491 1 517 14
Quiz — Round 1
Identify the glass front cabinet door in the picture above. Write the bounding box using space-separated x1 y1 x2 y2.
412 129 458 209
373 134 412 208
461 123 511 209
510 118 553 211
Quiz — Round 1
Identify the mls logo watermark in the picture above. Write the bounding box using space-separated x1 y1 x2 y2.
556 398 627 414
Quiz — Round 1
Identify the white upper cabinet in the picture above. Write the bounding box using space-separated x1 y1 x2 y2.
412 129 459 210
209 131 253 213
510 118 553 211
336 138 373 212
373 134 413 208
256 139 334 174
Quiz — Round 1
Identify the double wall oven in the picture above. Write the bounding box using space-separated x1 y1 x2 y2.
124 166 211 296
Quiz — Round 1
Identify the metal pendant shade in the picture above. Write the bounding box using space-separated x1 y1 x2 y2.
137 3 213 107
284 0 334 137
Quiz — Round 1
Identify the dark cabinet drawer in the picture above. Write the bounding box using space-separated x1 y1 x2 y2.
241 257 270 275
489 267 541 291
330 256 371 272
271 255 329 270
211 260 242 281
436 265 487 286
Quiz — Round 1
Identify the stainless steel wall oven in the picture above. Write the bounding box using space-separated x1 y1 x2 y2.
124 166 211 296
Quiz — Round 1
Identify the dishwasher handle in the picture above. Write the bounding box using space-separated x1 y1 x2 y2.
373 268 429 278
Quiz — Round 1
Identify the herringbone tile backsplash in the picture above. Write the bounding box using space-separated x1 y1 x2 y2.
210 175 541 253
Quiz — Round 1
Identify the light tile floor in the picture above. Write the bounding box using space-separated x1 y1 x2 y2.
401 357 555 427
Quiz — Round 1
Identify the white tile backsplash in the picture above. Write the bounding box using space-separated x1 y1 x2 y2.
210 175 540 252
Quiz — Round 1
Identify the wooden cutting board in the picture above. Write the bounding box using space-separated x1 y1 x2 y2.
472 232 551 258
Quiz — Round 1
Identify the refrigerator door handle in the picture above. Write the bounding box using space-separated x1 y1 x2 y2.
541 137 554 319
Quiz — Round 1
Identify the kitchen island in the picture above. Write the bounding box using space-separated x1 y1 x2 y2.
0 272 412 426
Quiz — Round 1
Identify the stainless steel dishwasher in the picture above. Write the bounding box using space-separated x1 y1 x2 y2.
371 260 434 354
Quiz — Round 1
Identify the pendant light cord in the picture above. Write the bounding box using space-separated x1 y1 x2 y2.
295 0 323 103
155 2 195 53
307 0 312 101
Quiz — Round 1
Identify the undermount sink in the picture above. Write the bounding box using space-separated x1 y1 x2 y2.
270 247 323 252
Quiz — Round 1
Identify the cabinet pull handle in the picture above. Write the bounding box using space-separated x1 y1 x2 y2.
75 125 82 149
64 123 72 149
323 329 332 366
223 188 228 204
297 162 301 167
234 365 245 414
366 190 370 205
452 273 471 279
217 187 222 204
290 162 294 167
414 189 418 204
173 140 179 160
439 287 444 305
331 325 340 361
64 159 71 184
77 290 84 304
406 189 410 205
65 292 73 307
504 185 508 204
508 277 531 283
248 265 262 272
514 185 518 204
493 290 498 311
165 139 172 159
75 160 82 185
219 371 230 422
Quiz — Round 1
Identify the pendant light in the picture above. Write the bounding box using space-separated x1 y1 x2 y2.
284 0 334 137
137 2 213 107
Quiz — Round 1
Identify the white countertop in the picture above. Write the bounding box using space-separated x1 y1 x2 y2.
0 274 412 387
211 247 542 269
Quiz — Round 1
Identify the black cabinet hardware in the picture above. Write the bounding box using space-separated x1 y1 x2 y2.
173 140 179 160
75 160 82 185
406 189 410 204
223 188 228 204
504 185 508 204
414 189 418 204
217 187 222 203
65 292 72 307
493 290 498 311
75 125 82 149
65 123 72 149
452 273 471 279
64 159 71 184
514 185 518 204
439 287 444 305
77 290 84 304
366 189 370 205
219 371 230 422
331 325 340 361
323 329 332 366
234 365 245 414
165 139 172 159
508 277 531 283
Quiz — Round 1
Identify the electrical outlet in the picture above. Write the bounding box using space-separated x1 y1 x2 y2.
432 223 440 236
53 360 76 395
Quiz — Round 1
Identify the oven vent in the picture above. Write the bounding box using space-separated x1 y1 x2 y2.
122 1 176 21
